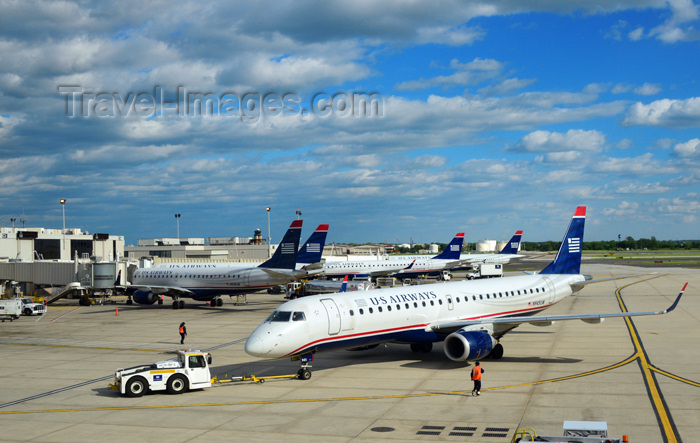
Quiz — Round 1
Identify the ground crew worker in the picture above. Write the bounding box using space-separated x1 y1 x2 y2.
471 361 484 396
179 322 187 344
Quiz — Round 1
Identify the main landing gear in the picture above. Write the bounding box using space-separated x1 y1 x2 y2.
210 297 223 307
172 299 185 309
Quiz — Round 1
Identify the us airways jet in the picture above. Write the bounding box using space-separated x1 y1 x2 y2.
245 207 685 379
150 224 329 274
319 233 466 280
129 220 304 309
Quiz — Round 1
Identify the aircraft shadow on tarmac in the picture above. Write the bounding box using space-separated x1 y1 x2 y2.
211 344 582 381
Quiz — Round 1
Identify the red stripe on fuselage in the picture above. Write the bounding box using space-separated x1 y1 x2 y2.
283 303 553 357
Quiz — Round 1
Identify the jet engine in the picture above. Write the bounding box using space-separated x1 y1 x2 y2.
443 330 495 361
132 290 161 305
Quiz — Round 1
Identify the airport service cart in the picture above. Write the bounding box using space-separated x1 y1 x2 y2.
110 350 212 397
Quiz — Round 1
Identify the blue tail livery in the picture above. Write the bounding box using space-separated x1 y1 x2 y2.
296 224 329 265
540 206 585 275
259 220 303 270
432 233 465 260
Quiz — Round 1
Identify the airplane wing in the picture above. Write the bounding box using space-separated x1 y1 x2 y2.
429 283 686 335
123 284 194 296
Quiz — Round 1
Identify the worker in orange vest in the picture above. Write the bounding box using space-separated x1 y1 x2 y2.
179 322 187 344
471 361 484 396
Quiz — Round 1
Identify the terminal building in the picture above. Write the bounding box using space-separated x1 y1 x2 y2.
125 229 275 263
0 227 126 299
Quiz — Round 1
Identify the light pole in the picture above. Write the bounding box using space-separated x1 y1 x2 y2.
296 209 302 219
10 217 16 231
175 214 181 241
59 199 66 233
266 207 271 258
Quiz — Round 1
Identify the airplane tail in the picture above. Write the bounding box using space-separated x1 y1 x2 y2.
499 230 523 254
540 207 585 275
432 233 464 260
259 220 303 270
296 224 329 264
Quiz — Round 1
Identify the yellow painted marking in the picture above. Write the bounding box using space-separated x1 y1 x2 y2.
616 282 678 443
149 370 176 374
650 366 700 387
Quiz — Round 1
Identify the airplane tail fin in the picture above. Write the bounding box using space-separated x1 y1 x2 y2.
432 233 464 260
339 275 349 293
499 230 523 254
296 224 329 265
114 270 121 286
259 220 303 270
540 207 585 275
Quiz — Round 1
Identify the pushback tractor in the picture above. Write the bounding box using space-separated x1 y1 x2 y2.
110 350 212 397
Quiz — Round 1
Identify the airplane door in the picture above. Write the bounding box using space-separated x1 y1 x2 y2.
543 277 556 303
320 298 341 335
446 294 454 311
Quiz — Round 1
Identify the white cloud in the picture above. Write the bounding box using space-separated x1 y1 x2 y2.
602 201 639 217
629 27 645 40
623 97 700 127
672 138 700 157
634 83 662 95
511 129 607 153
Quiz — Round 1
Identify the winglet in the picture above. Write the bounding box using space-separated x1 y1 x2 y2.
664 282 687 313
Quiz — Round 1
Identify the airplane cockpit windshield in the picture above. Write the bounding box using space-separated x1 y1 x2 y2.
265 311 306 322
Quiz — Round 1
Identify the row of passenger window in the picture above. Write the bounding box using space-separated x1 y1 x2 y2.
351 286 548 316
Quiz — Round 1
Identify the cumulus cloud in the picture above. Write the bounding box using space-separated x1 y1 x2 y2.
634 83 662 95
622 97 700 127
511 129 607 153
672 138 700 157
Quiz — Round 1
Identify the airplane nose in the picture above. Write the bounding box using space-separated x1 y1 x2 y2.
244 336 265 356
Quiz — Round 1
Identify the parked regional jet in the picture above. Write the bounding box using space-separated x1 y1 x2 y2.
150 224 329 273
130 220 304 309
388 230 524 266
245 207 685 379
319 233 466 280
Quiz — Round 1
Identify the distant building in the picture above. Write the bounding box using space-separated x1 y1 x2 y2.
0 227 124 261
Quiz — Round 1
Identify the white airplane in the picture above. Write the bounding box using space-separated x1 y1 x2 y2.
129 220 304 309
391 230 525 267
151 224 330 273
318 233 466 280
245 207 685 379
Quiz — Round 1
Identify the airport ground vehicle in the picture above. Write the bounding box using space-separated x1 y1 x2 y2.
18 297 46 315
465 263 503 279
111 350 212 397
0 299 22 320
513 420 629 442
0 297 45 319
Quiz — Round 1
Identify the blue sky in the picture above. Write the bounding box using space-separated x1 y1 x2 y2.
0 1 699 245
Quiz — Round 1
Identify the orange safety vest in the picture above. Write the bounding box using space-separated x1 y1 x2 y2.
471 366 482 381
179 326 185 334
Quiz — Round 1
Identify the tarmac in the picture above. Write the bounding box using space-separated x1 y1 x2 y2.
0 263 698 442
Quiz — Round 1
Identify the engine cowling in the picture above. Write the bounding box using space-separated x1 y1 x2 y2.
132 290 161 305
443 330 495 361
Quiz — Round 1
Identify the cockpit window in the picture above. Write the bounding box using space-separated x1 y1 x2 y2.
266 311 292 322
292 312 306 321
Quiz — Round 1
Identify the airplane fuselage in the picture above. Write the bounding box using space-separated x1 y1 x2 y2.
132 264 294 300
245 273 585 358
